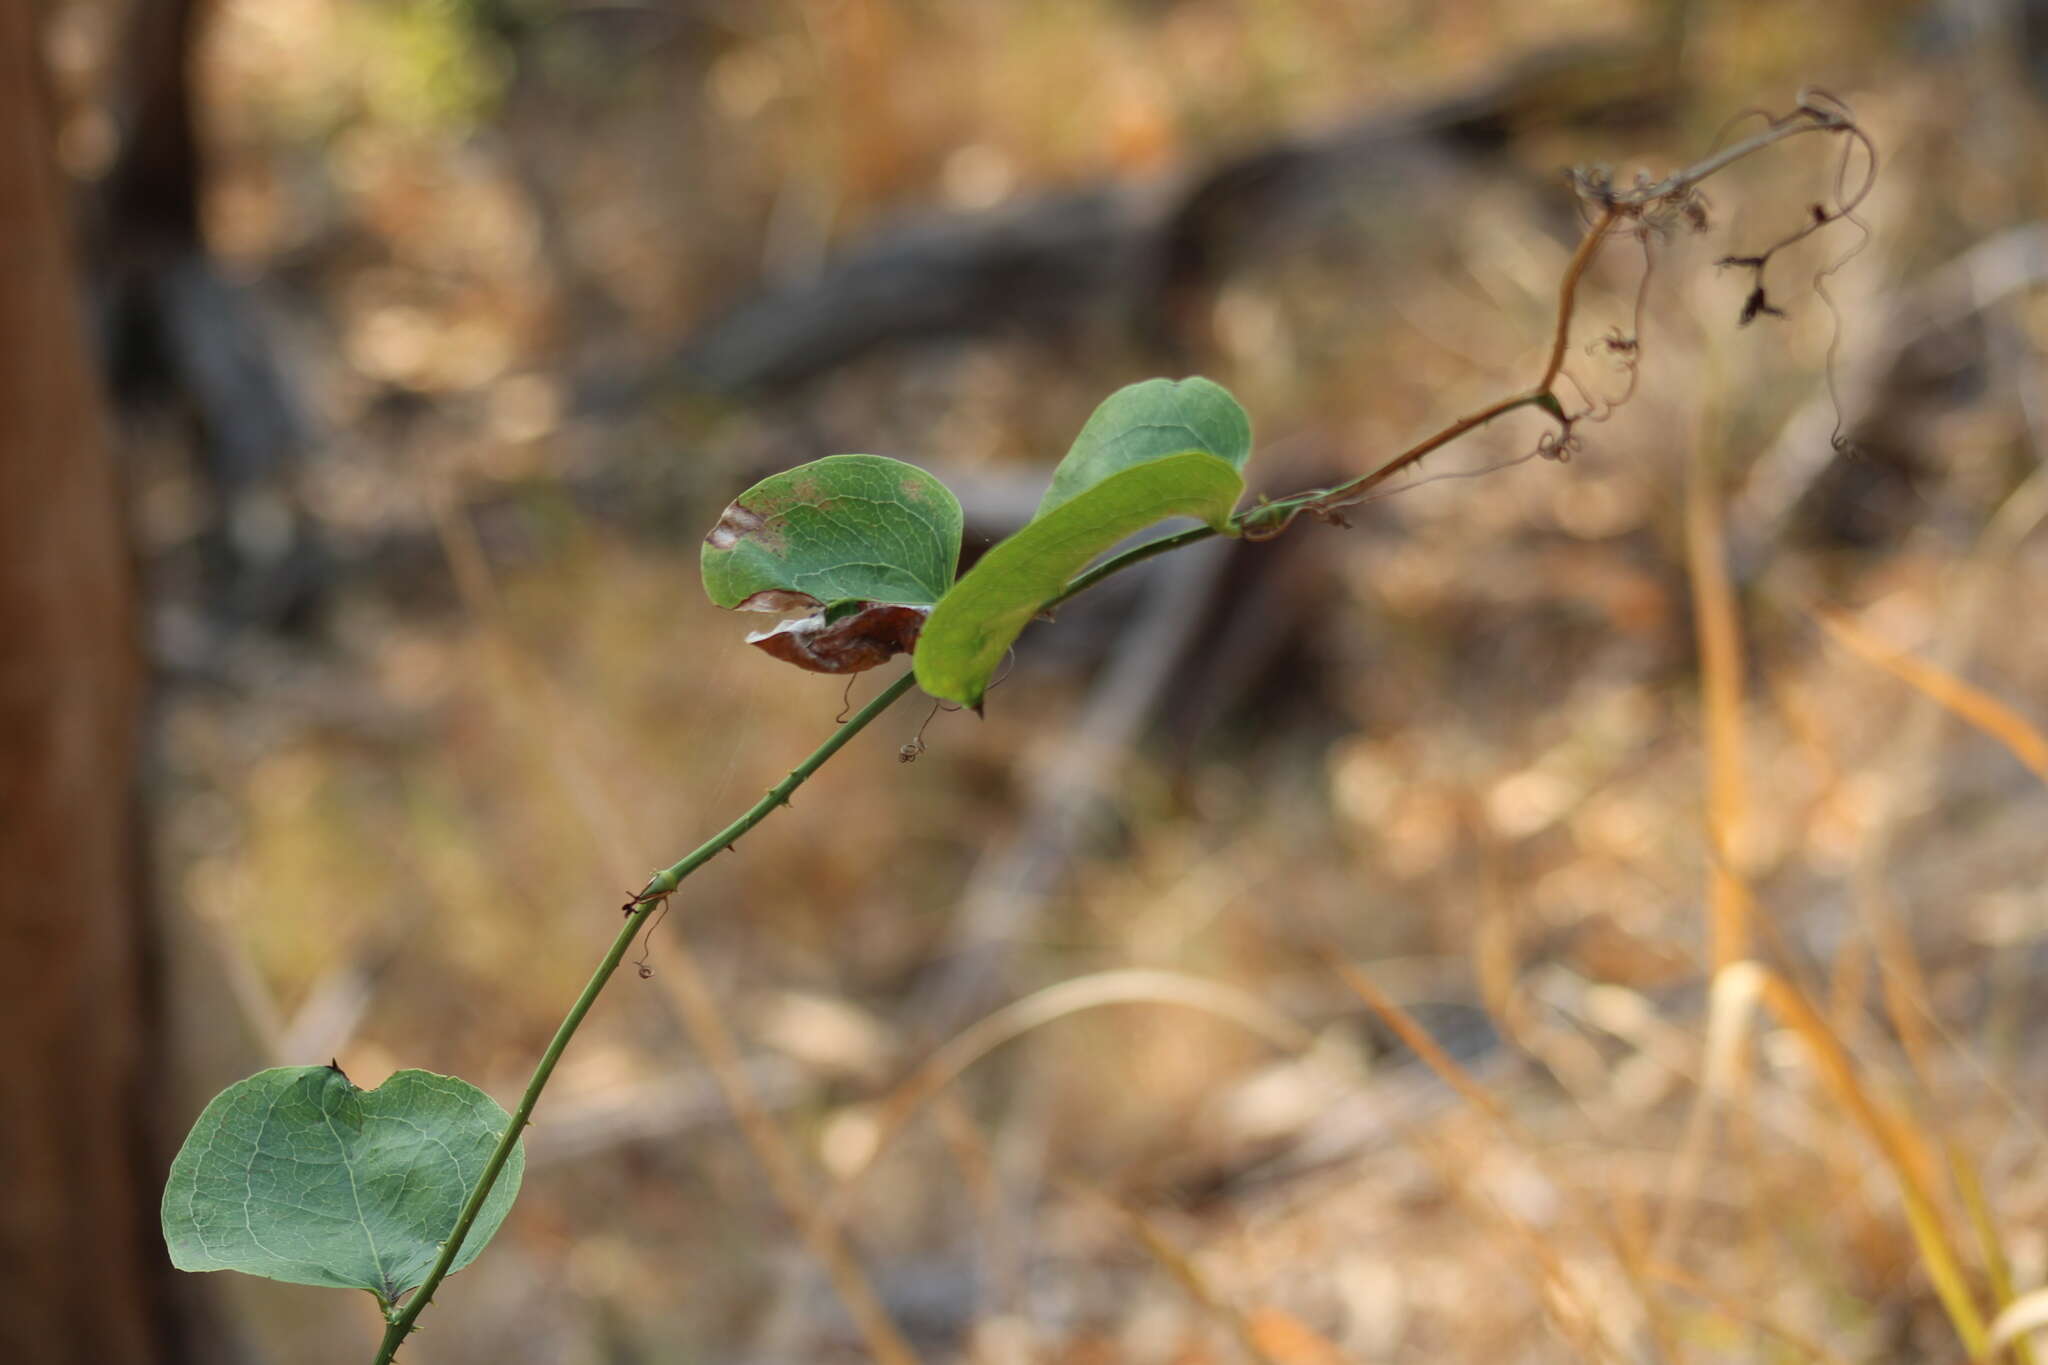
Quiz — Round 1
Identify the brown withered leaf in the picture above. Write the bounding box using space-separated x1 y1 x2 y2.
745 602 931 674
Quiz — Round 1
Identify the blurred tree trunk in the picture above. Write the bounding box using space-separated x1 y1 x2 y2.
93 0 319 630
0 6 184 1360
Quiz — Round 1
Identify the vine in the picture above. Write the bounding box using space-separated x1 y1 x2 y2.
159 93 1875 1363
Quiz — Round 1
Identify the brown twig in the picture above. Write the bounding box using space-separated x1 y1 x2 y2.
1236 94 1870 541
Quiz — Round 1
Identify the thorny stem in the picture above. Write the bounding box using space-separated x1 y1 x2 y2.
633 669 923 901
368 94 1872 1364
371 671 919 1364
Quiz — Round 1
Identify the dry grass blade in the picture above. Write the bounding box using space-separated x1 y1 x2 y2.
1326 956 1508 1123
1326 956 1668 1362
1953 1144 2038 1365
1653 960 1765 1262
1813 608 2048 785
1685 425 1753 968
811 969 1314 1243
641 934 925 1365
1758 969 1992 1357
1060 1177 1292 1365
1990 1290 2048 1361
1882 959 2048 1151
1241 1307 1357 1365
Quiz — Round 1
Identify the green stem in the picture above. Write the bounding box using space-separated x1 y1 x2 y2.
1045 388 1559 610
1047 523 1219 611
636 669 921 899
369 668 920 1364
361 101 1873 1363
366 374 1563 1363
1050 376 1569 601
373 251 1579 1361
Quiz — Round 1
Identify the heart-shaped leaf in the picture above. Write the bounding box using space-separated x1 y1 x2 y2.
915 378 1251 707
701 454 963 672
162 1066 525 1307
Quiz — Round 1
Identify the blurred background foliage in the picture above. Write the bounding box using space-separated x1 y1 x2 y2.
41 0 2048 1358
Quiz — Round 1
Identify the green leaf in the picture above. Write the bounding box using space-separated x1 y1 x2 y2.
914 377 1252 708
1035 377 1252 518
915 453 1244 707
162 1066 525 1307
701 454 963 612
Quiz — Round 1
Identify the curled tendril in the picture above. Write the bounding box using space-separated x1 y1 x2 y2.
1240 504 1301 542
897 649 1016 760
1536 426 1581 462
1217 96 1874 533
632 898 673 977
898 697 942 762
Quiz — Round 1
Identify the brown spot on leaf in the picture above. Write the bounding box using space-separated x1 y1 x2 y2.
746 478 829 523
733 588 824 615
706 503 768 551
746 602 929 674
